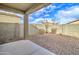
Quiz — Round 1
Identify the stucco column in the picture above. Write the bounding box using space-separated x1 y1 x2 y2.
24 14 29 39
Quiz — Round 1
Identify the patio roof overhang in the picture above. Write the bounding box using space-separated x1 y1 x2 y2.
0 3 51 16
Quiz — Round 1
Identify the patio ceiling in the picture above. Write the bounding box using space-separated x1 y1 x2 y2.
0 3 50 15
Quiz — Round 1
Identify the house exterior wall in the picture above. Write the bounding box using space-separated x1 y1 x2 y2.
0 14 23 44
0 14 20 23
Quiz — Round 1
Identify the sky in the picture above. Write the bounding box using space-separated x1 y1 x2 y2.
29 3 79 24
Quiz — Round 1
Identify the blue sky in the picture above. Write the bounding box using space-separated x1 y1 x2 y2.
29 3 79 24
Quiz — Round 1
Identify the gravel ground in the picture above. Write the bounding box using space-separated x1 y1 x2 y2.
28 34 79 55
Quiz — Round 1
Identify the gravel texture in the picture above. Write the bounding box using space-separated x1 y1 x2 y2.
29 34 79 55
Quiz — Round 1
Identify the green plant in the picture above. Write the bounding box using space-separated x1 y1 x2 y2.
51 28 57 34
38 29 45 34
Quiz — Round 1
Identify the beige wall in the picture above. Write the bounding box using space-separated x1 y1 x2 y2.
28 24 58 35
0 14 24 39
29 22 79 38
19 24 24 39
0 14 23 43
56 21 79 38
0 14 20 23
29 24 39 35
70 21 79 24
57 24 79 38
0 23 20 43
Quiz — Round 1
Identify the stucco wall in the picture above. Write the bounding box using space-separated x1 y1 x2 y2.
0 14 22 44
19 24 24 39
29 23 79 38
29 24 39 35
28 24 58 35
0 23 20 43
57 24 79 38
0 14 20 23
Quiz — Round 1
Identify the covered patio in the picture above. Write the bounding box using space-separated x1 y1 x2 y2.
0 3 50 42
0 3 55 55
0 3 79 55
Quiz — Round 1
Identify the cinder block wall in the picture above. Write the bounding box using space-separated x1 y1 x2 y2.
29 23 79 38
56 24 79 38
28 24 58 35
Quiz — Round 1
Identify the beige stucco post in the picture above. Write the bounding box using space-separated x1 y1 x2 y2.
24 13 29 39
23 4 50 39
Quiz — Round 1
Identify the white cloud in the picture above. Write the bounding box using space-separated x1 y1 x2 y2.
30 18 53 24
31 5 56 17
55 6 79 24
46 5 56 10
43 5 56 13
29 16 34 20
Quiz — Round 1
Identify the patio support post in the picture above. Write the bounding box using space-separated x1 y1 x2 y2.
24 14 29 39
